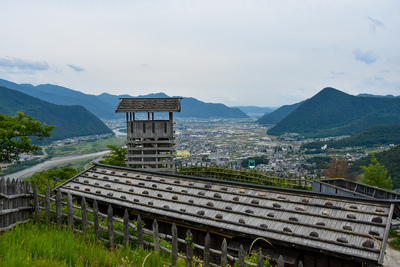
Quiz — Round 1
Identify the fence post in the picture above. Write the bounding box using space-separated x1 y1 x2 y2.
33 183 39 221
56 189 62 226
204 233 210 267
277 255 284 267
153 219 160 255
45 184 51 225
108 204 115 249
123 209 129 249
67 192 73 230
186 229 193 267
238 245 245 267
25 181 31 221
81 197 88 235
0 178 4 228
221 238 227 267
171 223 178 266
93 199 100 240
137 214 144 248
257 250 263 267
298 260 304 267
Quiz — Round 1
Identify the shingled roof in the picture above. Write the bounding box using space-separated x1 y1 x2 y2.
56 163 396 265
115 98 181 113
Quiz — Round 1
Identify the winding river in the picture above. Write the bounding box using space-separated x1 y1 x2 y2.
4 150 110 180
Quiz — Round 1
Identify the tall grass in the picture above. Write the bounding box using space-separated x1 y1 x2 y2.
0 221 173 267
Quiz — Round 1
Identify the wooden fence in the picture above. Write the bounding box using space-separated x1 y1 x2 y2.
0 178 304 267
176 163 315 190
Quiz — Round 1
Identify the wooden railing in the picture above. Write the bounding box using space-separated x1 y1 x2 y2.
176 163 315 190
0 177 305 267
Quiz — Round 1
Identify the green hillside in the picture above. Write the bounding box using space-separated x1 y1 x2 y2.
257 101 303 125
268 87 400 137
302 124 400 149
348 145 400 189
0 86 113 142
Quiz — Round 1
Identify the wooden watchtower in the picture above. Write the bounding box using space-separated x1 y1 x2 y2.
115 98 181 172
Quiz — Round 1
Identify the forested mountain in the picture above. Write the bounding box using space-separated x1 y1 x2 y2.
302 124 400 149
268 87 400 137
256 101 304 125
0 79 249 119
348 145 400 189
0 86 112 142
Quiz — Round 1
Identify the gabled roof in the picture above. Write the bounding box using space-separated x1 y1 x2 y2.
115 98 181 113
57 163 397 265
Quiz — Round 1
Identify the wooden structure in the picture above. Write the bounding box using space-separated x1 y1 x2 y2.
313 178 400 200
55 163 399 266
115 98 181 172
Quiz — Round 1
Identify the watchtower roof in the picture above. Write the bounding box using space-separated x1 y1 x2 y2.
115 98 182 113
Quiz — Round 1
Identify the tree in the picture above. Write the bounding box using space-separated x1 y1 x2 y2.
323 153 349 179
0 112 55 163
28 167 79 194
98 145 126 167
360 153 393 190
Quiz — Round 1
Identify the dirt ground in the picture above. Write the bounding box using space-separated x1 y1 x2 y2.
383 240 400 267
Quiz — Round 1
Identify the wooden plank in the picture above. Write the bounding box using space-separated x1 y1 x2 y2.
123 209 129 249
108 204 115 249
171 223 178 266
221 238 227 267
204 233 210 267
45 185 51 225
186 229 193 267
56 190 62 226
67 192 73 229
153 219 160 255
93 199 100 240
81 197 88 235
137 214 144 248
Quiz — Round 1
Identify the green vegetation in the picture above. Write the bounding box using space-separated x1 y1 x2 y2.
389 238 400 250
359 153 392 190
268 87 400 138
349 145 400 189
28 167 79 194
98 145 127 167
0 221 169 267
45 136 124 158
0 86 113 142
0 112 54 163
302 124 400 149
241 156 269 168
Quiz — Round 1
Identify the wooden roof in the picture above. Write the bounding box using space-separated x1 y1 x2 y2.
57 163 396 265
115 98 181 113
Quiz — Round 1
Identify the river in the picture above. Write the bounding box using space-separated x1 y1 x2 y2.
4 150 110 180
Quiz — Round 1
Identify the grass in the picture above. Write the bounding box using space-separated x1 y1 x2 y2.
0 221 175 267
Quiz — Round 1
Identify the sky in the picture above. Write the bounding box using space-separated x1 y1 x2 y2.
1 1 399 107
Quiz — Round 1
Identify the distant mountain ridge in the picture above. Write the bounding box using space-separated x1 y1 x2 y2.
0 86 112 142
267 87 400 137
0 79 248 119
257 101 304 125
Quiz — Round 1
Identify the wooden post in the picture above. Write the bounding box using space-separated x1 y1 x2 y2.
0 178 4 228
67 192 74 230
45 184 51 225
277 255 284 267
107 205 115 249
257 251 263 267
186 229 193 267
221 238 227 267
123 209 129 249
93 199 100 240
298 261 304 267
33 183 39 221
204 233 210 267
171 223 178 266
81 197 88 235
153 219 160 255
56 189 62 226
137 214 144 248
238 245 245 267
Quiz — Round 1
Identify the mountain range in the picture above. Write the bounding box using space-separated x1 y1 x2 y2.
263 87 400 137
0 79 248 119
0 86 113 142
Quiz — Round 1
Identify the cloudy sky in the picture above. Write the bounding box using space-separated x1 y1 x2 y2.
1 1 399 107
